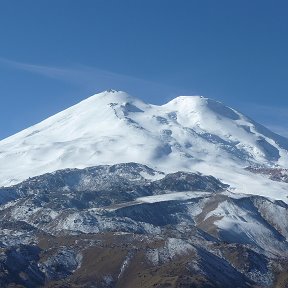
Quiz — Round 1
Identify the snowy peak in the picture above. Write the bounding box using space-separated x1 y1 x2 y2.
164 94 288 163
1 91 287 288
0 91 288 199
82 89 148 111
2 90 146 143
81 89 145 105
164 95 240 119
164 95 205 109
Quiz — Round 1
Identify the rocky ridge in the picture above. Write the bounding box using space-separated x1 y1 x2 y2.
0 163 287 287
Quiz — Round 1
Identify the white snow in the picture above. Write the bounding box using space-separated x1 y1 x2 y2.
0 90 288 203
137 191 211 203
118 253 132 279
164 238 195 258
146 238 195 265
204 200 288 254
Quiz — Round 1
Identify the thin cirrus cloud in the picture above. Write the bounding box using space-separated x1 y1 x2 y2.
266 125 288 138
253 105 288 118
0 57 180 103
242 103 288 138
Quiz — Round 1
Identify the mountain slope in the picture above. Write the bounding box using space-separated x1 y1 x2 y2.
0 90 288 203
0 163 287 287
1 89 288 288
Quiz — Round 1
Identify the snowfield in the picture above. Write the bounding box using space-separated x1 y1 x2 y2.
0 90 288 203
137 191 212 203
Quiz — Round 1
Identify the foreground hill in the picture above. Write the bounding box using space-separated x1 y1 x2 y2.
0 163 287 287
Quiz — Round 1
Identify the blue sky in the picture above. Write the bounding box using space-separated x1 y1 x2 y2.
0 0 287 139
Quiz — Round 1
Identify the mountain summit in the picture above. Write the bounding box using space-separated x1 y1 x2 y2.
0 91 288 287
1 90 288 201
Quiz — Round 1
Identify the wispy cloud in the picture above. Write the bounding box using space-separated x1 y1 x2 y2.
252 105 288 119
0 57 76 80
0 57 182 103
265 124 288 138
240 103 288 138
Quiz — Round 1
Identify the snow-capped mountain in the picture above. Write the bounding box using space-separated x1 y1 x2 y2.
1 91 288 287
1 90 288 202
